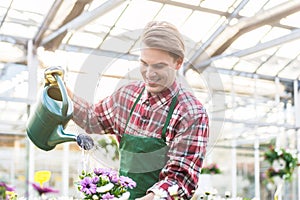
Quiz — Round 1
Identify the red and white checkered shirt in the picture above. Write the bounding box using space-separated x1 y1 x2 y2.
72 80 209 199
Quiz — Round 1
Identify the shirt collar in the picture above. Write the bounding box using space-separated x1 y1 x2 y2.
141 81 179 108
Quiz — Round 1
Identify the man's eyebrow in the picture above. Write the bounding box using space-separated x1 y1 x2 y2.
152 62 168 67
139 58 147 63
140 59 168 66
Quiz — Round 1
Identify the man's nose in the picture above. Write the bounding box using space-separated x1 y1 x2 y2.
146 67 157 78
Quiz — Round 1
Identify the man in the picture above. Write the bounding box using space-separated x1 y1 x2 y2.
69 21 209 199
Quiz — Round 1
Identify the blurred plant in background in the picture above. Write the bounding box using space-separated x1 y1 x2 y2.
263 145 298 185
0 181 17 200
201 163 222 175
97 135 119 161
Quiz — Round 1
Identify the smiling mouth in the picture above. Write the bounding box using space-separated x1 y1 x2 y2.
146 79 160 86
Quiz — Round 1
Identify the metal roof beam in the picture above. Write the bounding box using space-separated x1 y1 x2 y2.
211 0 300 57
184 0 250 72
148 0 231 16
33 0 64 47
185 0 300 73
61 44 139 61
41 0 126 50
195 28 300 69
0 34 28 46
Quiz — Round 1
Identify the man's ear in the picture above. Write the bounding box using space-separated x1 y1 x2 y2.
175 57 183 70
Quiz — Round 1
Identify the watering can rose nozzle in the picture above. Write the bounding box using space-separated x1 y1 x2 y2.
76 134 95 150
44 66 65 86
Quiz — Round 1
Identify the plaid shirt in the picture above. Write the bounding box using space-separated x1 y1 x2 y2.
72 80 209 199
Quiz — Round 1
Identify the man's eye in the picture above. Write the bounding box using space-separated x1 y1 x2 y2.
153 64 166 69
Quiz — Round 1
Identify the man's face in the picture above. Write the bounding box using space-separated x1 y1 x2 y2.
140 48 182 95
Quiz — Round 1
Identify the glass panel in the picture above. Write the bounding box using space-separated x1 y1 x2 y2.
238 0 269 17
181 11 221 42
11 0 55 13
67 31 104 48
154 4 193 27
280 11 300 28
256 56 289 77
200 0 238 12
0 22 38 38
278 59 300 80
115 0 162 30
230 26 271 49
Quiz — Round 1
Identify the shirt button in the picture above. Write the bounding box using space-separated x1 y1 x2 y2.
145 100 150 106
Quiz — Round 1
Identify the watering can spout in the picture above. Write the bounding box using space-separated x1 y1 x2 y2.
47 125 77 147
26 66 78 151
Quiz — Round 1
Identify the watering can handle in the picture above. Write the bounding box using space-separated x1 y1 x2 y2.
53 73 69 117
44 66 64 86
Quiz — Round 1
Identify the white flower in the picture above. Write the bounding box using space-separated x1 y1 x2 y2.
115 191 130 200
275 148 283 156
168 184 179 196
100 175 110 182
225 191 231 197
272 158 286 171
211 188 218 196
92 194 99 200
96 183 114 193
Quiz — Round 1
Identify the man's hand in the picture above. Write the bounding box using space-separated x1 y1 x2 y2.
135 192 155 200
44 66 64 85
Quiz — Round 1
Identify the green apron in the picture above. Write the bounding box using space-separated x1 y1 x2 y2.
119 89 177 199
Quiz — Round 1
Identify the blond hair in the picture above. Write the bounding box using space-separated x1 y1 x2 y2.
141 21 185 60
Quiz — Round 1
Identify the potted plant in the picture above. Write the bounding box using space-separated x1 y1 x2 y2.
76 167 136 199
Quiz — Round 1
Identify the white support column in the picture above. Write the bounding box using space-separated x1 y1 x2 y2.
230 73 237 198
27 40 38 103
62 143 70 197
297 130 300 200
275 77 280 105
231 140 237 198
254 139 260 199
253 75 260 199
26 40 38 198
293 80 300 200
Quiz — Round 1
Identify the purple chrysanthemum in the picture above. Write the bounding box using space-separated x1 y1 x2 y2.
94 168 110 176
102 192 115 200
108 171 119 183
92 176 100 183
119 176 136 189
94 168 119 183
80 177 97 195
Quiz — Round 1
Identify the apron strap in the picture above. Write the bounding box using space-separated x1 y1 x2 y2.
161 93 178 142
124 87 178 142
124 87 145 132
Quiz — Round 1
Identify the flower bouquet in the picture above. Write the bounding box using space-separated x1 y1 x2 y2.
76 167 136 200
264 145 298 184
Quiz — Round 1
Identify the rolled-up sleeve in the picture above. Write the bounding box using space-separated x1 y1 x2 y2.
72 95 106 134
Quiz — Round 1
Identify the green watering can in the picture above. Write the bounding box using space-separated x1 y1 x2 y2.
26 67 94 151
